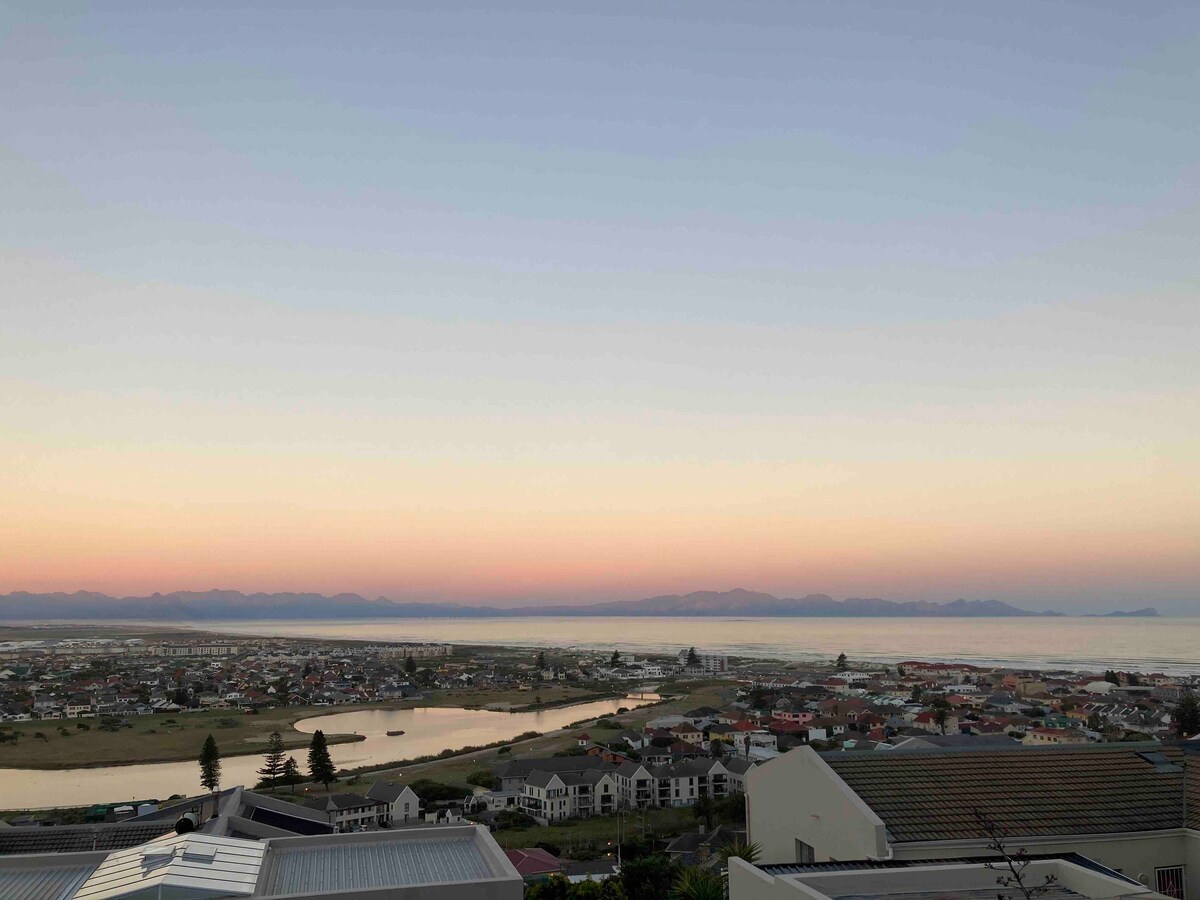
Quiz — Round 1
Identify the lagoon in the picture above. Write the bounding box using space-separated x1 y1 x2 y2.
0 696 652 810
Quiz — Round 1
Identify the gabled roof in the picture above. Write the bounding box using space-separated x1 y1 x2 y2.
823 742 1198 843
365 781 416 804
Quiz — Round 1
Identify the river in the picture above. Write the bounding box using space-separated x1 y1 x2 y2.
191 615 1200 674
0 696 653 810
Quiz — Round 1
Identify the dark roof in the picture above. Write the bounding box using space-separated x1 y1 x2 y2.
494 757 610 779
305 793 383 812
247 805 333 836
823 743 1196 843
0 821 175 855
365 781 414 803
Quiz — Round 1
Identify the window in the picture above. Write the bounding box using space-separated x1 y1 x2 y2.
1155 866 1185 899
795 840 815 864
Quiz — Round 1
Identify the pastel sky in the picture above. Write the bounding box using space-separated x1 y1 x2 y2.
2 2 1198 612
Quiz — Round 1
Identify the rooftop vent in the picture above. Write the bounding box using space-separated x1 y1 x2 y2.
1136 750 1182 773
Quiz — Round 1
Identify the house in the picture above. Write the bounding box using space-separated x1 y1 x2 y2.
1023 726 1087 745
505 846 563 879
304 793 388 832
745 742 1200 899
365 781 421 825
520 769 618 824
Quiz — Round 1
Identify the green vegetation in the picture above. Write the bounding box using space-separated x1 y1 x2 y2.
257 731 286 789
198 734 221 792
307 729 336 790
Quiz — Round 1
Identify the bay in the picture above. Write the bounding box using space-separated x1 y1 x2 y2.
194 615 1200 674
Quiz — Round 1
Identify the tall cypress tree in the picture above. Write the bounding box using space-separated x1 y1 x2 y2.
257 730 286 789
307 729 336 791
1176 692 1200 738
199 734 222 793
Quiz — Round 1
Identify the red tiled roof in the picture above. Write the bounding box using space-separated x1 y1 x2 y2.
505 847 562 876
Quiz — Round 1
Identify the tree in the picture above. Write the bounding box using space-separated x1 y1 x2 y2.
536 650 547 670
932 697 951 735
198 734 222 793
257 730 286 789
1127 672 1141 686
465 768 500 790
620 855 677 900
686 647 699 667
281 756 302 793
404 655 417 675
669 867 724 900
1175 692 1200 738
307 729 336 790
611 649 621 666
835 652 848 672
974 810 1059 899
692 793 715 831
1104 669 1119 685
719 839 761 869
910 685 923 703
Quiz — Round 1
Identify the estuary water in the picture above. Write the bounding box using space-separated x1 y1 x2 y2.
195 615 1200 675
0 696 652 810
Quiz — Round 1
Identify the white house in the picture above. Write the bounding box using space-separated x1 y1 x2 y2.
365 781 421 825
745 742 1200 899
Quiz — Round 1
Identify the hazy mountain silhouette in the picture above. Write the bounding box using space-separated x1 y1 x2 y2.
0 587 1130 620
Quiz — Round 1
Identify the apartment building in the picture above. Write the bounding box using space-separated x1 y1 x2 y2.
519 769 618 825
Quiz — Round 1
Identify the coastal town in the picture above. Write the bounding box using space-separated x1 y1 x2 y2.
1 629 1198 898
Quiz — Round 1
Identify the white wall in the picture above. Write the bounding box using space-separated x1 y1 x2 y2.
746 747 886 864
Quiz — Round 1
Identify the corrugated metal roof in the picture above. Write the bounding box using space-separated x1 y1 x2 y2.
0 863 98 900
73 832 265 900
260 836 493 894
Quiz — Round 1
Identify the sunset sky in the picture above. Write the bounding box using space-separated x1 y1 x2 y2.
2 3 1198 612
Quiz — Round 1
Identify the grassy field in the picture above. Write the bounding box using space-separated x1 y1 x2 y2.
0 705 365 769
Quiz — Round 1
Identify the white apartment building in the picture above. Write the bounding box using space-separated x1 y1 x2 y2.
519 770 617 824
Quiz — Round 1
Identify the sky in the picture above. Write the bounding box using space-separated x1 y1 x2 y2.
1 2 1198 613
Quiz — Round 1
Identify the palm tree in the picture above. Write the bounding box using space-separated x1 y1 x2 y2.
719 839 761 869
670 867 725 900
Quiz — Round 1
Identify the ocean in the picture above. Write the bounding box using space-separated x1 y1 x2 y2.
188 615 1200 674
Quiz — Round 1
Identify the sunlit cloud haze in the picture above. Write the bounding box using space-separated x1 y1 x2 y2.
2 3 1198 612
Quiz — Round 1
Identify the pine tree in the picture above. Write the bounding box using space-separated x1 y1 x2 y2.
610 649 620 666
686 647 700 667
836 652 848 672
307 729 336 791
404 655 417 675
536 650 546 670
198 734 221 793
257 730 286 789
1175 692 1200 738
281 756 302 794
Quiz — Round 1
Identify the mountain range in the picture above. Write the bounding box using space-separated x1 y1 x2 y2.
0 588 1160 620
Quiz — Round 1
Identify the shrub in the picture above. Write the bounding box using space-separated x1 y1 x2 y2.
465 768 500 790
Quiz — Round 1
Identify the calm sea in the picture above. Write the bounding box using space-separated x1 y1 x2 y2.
190 615 1200 675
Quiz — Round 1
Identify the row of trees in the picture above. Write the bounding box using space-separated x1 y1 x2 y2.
523 842 761 900
197 728 339 794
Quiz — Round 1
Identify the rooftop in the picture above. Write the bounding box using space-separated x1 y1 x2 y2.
822 742 1199 843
